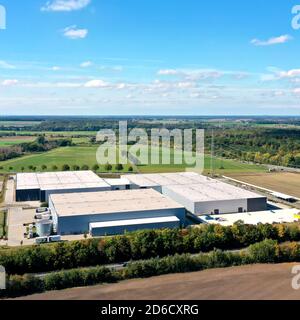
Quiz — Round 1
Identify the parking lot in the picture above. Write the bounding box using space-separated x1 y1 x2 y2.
7 207 36 246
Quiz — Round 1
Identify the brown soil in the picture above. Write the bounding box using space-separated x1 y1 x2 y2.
0 136 35 141
227 172 300 199
16 263 300 300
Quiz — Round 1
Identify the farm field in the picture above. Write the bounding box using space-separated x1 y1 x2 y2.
18 263 299 300
0 121 41 127
0 146 134 173
0 130 98 137
0 136 36 147
227 172 300 198
0 145 267 174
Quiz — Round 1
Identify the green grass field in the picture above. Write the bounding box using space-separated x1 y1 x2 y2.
0 145 267 174
0 136 36 147
0 121 41 127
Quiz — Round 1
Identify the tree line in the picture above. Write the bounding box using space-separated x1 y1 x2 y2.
1 222 300 275
1 239 300 298
0 135 72 162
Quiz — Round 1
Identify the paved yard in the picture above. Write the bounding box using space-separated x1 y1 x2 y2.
7 207 35 246
4 179 15 205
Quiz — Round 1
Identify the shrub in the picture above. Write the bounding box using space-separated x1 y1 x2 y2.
62 164 70 171
115 164 124 171
1 222 300 275
3 240 300 298
104 163 112 171
248 239 279 263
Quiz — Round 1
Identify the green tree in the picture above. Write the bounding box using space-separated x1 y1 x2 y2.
92 164 99 172
62 164 70 171
81 165 89 170
104 163 112 171
36 135 46 145
52 165 58 171
115 164 124 171
41 165 47 171
248 239 279 263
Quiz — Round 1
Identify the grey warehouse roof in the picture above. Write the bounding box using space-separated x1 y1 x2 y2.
122 172 214 188
163 182 265 202
123 172 264 201
50 188 185 217
16 171 110 191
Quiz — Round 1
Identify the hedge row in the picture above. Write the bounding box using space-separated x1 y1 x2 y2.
1 222 300 275
1 239 300 298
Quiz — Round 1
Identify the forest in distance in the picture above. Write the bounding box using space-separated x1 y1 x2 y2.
0 116 299 169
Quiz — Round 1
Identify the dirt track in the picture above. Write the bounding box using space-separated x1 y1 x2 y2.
18 263 300 300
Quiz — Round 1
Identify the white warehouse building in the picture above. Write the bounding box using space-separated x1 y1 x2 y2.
122 172 267 215
49 189 185 236
16 171 111 202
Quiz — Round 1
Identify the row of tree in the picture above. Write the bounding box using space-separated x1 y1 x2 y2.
0 163 134 172
2 239 300 298
1 222 300 275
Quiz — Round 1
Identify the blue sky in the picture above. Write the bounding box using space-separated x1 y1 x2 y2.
0 0 299 115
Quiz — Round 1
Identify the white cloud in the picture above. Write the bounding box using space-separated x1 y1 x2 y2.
158 68 223 81
84 79 109 88
117 83 127 89
42 0 91 12
279 69 300 78
0 61 16 69
261 68 300 81
62 25 88 39
80 61 93 68
1 79 19 86
251 35 292 46
293 88 300 95
51 66 61 71
158 69 179 76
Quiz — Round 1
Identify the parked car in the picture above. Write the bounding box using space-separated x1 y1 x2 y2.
36 207 49 214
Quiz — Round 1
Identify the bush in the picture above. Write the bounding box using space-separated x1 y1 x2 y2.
92 164 99 172
62 164 70 171
248 239 279 263
1 222 300 275
3 240 300 298
104 163 112 171
2 275 44 298
115 164 124 171
1 267 119 298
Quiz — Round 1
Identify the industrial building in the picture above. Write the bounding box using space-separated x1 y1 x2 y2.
199 208 300 226
103 178 131 190
89 216 180 236
49 189 185 235
123 172 267 215
16 171 111 202
122 172 206 192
